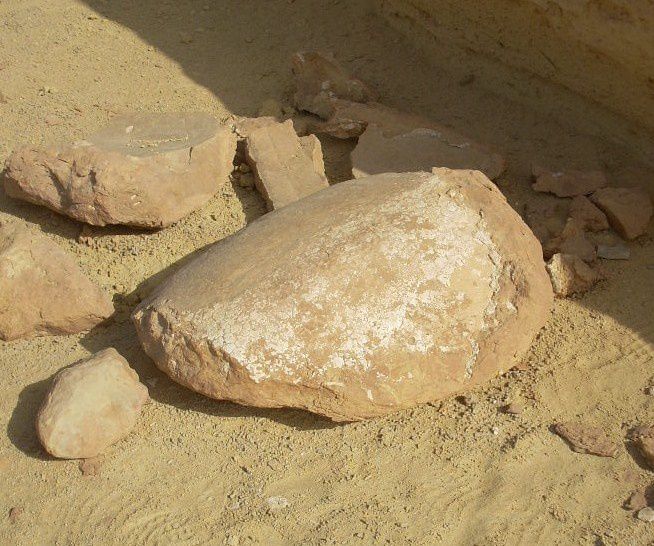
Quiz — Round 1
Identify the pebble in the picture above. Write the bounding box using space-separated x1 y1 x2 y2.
502 402 523 415
266 496 290 510
79 457 103 477
645 386 654 396
625 490 648 511
597 243 630 261
9 507 23 523
636 507 654 522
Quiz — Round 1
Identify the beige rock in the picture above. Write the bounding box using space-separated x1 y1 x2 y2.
291 51 377 119
36 348 149 459
523 201 568 246
245 120 329 210
3 113 236 228
568 195 609 232
546 253 600 297
0 222 114 341
544 218 596 262
635 436 654 470
532 169 608 197
590 187 653 240
257 99 283 120
553 422 618 457
133 169 552 421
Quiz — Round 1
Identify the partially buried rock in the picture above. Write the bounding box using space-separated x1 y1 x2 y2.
546 253 600 297
543 218 596 262
590 187 653 240
133 169 553 421
630 426 654 470
0 221 113 341
568 195 609 232
553 422 618 457
36 348 149 459
531 168 608 197
3 113 236 228
245 119 329 210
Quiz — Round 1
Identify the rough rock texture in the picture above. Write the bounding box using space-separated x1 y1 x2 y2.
631 426 654 470
291 51 377 119
3 113 237 228
543 218 596 262
553 422 619 457
133 169 552 421
524 201 568 246
0 221 114 341
546 253 600 297
36 348 149 459
245 120 329 210
590 187 653 240
532 169 608 197
568 195 609 232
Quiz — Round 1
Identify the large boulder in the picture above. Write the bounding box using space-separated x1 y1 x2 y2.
36 348 149 459
0 221 114 340
3 113 236 228
133 169 552 421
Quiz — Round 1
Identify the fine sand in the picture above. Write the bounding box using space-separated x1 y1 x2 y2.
0 1 653 544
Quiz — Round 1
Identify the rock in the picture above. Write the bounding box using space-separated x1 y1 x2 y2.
546 253 600 297
291 51 377 119
133 169 553 421
543 218 596 262
628 426 654 441
568 195 609 232
637 507 654 522
632 429 654 470
531 169 608 197
0 222 114 341
352 124 505 181
257 99 283 120
502 402 523 415
625 490 648 511
36 348 149 459
3 113 236 228
79 457 103 476
8 507 23 524
597 243 630 260
523 201 568 245
245 120 329 210
553 422 618 457
590 187 653 240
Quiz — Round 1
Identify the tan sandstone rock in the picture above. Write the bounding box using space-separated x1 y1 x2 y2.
532 168 608 197
543 218 596 262
245 120 329 210
0 221 114 341
568 195 609 232
553 422 619 457
590 187 653 240
546 253 600 297
133 169 552 421
36 348 149 459
3 113 236 228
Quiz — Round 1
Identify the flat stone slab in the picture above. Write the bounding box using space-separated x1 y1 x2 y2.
0 221 114 340
3 113 236 228
590 186 652 240
133 169 552 421
532 168 608 197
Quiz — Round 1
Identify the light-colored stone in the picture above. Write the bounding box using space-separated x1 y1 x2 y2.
257 99 283 120
597 243 630 260
553 422 619 457
133 169 552 421
0 221 114 341
36 348 149 459
245 120 329 210
546 253 600 297
532 169 608 197
291 51 377 119
568 195 609 232
3 113 236 228
637 507 654 523
544 218 596 262
590 187 653 240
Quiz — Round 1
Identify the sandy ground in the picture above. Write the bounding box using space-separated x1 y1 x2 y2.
0 0 653 544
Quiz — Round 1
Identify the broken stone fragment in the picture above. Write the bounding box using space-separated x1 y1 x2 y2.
523 201 568 246
546 253 600 297
36 348 149 459
568 195 609 232
245 119 329 210
257 99 283 120
553 422 618 457
133 169 552 421
291 51 377 119
3 113 236 228
531 168 608 197
630 426 654 470
590 187 653 240
543 218 596 262
0 221 114 341
596 243 630 260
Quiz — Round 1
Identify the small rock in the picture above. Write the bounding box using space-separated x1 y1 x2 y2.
546 253 600 297
544 219 596 262
0 91 8 104
553 422 618 457
596 243 630 260
568 195 609 232
79 457 103 476
237 162 251 174
266 496 290 510
637 507 654 522
634 435 654 470
645 386 654 396
8 507 23 524
524 201 568 245
257 99 283 120
625 490 648 511
531 168 608 197
0 221 114 340
36 348 149 459
502 402 523 415
590 187 653 240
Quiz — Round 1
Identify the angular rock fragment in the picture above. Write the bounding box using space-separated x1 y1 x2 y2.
291 51 377 119
568 195 609 232
36 348 149 459
245 120 329 210
630 426 654 470
637 507 654 522
597 243 630 260
553 422 618 457
543 218 596 262
523 201 568 246
546 253 600 297
3 113 236 228
0 221 113 341
133 169 553 421
531 168 608 197
590 187 653 239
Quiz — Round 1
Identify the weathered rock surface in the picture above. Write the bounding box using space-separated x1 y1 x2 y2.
245 120 329 210
133 169 552 421
36 348 149 459
546 253 600 297
590 187 653 240
631 426 654 470
543 218 596 262
531 168 608 197
3 113 236 228
597 242 630 260
291 51 377 119
553 422 618 457
0 221 114 341
523 201 568 246
568 195 609 232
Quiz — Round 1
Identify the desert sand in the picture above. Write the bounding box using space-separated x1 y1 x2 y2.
0 1 652 545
